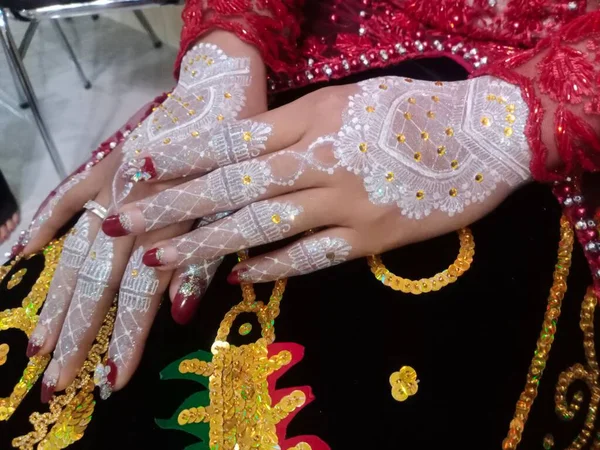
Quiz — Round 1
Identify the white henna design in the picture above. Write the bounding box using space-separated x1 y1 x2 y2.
53 231 113 366
114 43 253 205
35 214 94 346
240 237 352 282
109 246 159 369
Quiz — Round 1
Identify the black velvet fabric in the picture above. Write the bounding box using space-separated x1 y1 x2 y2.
1 59 597 449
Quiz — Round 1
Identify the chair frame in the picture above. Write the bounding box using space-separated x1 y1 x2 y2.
0 1 170 178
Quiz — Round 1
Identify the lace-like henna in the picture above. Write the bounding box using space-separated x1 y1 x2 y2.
30 214 94 354
114 44 252 206
108 246 159 373
238 236 352 282
176 0 304 79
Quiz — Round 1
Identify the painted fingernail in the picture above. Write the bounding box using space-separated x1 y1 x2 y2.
143 246 177 267
125 156 157 182
102 213 133 237
94 358 117 400
27 325 47 357
172 277 205 325
227 269 248 285
41 359 60 403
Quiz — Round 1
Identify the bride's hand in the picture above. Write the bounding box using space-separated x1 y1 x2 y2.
105 75 534 283
27 31 268 401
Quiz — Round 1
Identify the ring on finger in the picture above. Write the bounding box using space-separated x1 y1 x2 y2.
83 200 108 220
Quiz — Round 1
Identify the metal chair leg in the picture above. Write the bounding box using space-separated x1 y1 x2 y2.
52 20 91 89
0 9 67 179
3 37 29 108
133 10 162 48
18 20 38 58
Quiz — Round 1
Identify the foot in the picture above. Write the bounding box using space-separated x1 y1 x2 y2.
0 212 20 244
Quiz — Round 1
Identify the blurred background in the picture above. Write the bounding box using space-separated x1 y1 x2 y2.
0 6 184 255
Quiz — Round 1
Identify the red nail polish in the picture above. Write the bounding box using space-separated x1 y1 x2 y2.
102 214 130 237
41 381 55 404
171 284 203 325
143 248 164 267
106 359 118 386
227 269 247 285
141 157 157 179
26 341 41 358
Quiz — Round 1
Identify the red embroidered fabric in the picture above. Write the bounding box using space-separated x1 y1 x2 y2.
175 0 305 78
177 0 591 93
476 10 600 182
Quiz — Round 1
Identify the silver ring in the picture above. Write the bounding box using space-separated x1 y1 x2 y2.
83 200 108 220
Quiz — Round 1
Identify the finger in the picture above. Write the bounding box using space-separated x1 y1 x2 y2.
140 189 336 269
28 211 102 358
116 95 313 189
24 150 121 254
101 220 191 395
227 228 361 284
169 258 223 325
102 146 333 237
41 230 134 400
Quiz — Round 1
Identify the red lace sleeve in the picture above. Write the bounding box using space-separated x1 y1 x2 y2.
175 0 305 78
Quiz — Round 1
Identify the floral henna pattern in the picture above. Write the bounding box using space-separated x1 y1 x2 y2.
114 43 253 205
53 231 114 367
238 237 352 282
30 214 94 355
335 76 531 218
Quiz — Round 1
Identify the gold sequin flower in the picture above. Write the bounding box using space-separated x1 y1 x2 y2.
390 366 419 402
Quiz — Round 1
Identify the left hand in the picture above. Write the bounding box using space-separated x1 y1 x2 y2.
103 75 533 283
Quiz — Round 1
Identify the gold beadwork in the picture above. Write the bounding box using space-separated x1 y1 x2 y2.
421 131 429 141
487 94 497 101
289 443 312 450
0 238 63 422
359 142 368 153
408 97 416 104
242 175 252 185
367 228 474 294
431 95 440 102
504 127 514 137
416 190 425 200
506 114 516 124
506 104 516 113
481 117 491 126
0 344 9 366
7 268 27 289
131 269 139 277
14 302 118 449
238 323 252 336
224 92 232 99
404 112 412 120
449 188 458 197
379 84 388 90
437 146 446 156
191 131 199 137
427 111 435 119
404 78 413 83
217 114 224 121
163 138 171 145
414 152 422 162
385 172 395 182
366 106 375 113
445 127 454 137
243 131 252 142
271 214 281 224
451 160 459 169
435 81 443 86
396 134 406 144
502 216 573 450
475 173 484 182
390 366 419 402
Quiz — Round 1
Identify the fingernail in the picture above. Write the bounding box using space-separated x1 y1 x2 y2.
171 277 205 325
27 325 47 357
143 246 177 267
102 213 133 237
125 156 157 182
41 359 60 403
94 358 117 400
227 269 248 285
